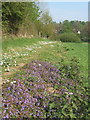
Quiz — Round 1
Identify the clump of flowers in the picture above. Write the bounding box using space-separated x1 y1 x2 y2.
2 60 89 119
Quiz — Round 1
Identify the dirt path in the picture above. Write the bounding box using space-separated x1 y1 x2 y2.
3 63 25 76
2 63 25 85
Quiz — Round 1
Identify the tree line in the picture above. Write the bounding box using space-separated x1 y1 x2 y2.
2 2 88 42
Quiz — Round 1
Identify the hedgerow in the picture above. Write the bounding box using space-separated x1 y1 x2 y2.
58 33 81 42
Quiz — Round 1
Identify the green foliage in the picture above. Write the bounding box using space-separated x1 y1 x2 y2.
2 2 40 34
2 37 89 119
58 57 81 79
39 11 55 38
62 42 88 81
58 33 81 42
35 20 43 36
44 58 89 119
50 32 81 42
42 23 55 38
40 11 52 25
2 57 89 119
53 21 88 42
62 20 73 33
49 33 59 41
2 2 87 41
81 23 88 42
18 20 38 36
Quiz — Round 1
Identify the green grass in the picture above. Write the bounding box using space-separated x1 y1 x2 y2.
2 37 88 86
2 37 50 50
35 43 65 64
62 43 88 78
2 37 89 119
62 42 88 87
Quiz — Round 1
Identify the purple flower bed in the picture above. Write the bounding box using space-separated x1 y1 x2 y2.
2 60 88 119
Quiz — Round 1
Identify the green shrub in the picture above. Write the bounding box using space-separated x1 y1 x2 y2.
58 33 81 42
49 34 59 41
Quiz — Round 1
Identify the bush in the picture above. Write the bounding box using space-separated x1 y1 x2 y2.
81 36 89 42
49 34 59 41
58 33 81 42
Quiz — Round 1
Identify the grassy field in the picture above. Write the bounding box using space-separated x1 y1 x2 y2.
2 37 50 50
2 38 88 85
1 37 89 119
62 43 88 79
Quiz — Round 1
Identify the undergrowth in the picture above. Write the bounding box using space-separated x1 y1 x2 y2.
2 58 89 119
